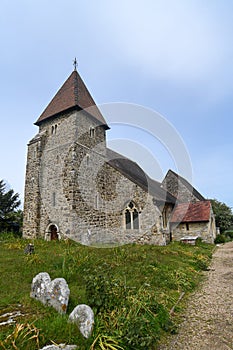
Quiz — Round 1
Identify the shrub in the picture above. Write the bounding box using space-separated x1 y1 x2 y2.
214 234 226 244
224 230 233 241
84 268 128 313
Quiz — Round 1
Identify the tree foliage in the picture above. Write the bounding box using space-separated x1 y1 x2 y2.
0 179 22 233
210 199 233 233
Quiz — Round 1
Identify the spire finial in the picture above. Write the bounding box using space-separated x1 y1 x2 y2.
73 57 77 71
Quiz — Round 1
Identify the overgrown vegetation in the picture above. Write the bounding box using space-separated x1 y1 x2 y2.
0 235 214 349
210 199 233 233
0 180 22 235
214 230 233 244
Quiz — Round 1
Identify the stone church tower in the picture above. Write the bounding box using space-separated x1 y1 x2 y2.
23 66 176 245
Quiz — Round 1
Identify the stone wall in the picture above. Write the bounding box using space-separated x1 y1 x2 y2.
23 109 106 239
23 130 47 238
171 218 216 244
61 140 165 245
23 109 166 245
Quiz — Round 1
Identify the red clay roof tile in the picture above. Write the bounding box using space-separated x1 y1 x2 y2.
170 200 211 223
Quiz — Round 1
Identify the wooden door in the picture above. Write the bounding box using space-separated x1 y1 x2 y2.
50 225 58 240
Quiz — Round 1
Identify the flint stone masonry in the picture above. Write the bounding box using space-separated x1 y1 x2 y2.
69 304 94 338
30 272 70 314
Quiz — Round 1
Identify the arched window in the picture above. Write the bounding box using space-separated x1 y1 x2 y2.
90 127 95 138
124 201 139 230
51 124 58 135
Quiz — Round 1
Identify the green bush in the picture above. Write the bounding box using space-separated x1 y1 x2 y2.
224 230 233 241
214 234 226 244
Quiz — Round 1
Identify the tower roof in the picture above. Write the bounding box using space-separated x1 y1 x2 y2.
35 69 109 128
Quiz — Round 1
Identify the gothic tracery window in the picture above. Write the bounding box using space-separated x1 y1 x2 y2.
124 201 139 230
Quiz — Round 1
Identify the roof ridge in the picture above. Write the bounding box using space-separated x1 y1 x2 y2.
73 70 79 105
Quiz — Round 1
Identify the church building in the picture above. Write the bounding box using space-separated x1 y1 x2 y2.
23 66 216 245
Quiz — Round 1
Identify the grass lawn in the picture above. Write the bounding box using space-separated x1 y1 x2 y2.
0 234 214 349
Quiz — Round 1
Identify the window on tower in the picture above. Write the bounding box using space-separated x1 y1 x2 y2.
90 127 95 138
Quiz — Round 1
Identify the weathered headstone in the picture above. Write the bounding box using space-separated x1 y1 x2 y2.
40 345 77 350
69 304 94 338
24 243 35 254
30 273 70 314
47 278 70 314
30 272 51 305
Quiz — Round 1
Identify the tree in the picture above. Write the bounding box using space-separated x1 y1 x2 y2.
0 180 21 233
210 199 233 233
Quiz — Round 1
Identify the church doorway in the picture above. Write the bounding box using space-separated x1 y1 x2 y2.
50 224 58 240
45 223 60 241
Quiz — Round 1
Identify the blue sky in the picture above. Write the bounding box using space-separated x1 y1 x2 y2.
0 0 233 208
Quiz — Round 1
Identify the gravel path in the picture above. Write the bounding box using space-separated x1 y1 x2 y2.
159 242 233 350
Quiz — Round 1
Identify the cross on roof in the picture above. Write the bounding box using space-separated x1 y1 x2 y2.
73 57 77 71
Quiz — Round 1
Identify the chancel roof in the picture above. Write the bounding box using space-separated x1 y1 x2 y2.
35 69 109 128
170 200 211 223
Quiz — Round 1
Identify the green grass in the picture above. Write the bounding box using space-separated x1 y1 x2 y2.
0 234 214 349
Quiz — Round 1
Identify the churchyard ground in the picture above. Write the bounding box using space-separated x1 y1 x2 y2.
0 234 214 349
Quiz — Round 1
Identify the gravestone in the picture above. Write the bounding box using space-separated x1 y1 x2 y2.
47 278 70 313
40 345 77 350
30 272 70 314
69 304 94 338
24 243 35 254
30 272 51 305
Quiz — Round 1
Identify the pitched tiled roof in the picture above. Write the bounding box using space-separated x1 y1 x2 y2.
106 148 177 204
35 70 109 128
170 200 211 223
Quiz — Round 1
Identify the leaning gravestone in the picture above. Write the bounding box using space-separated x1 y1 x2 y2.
31 272 70 314
69 304 94 338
